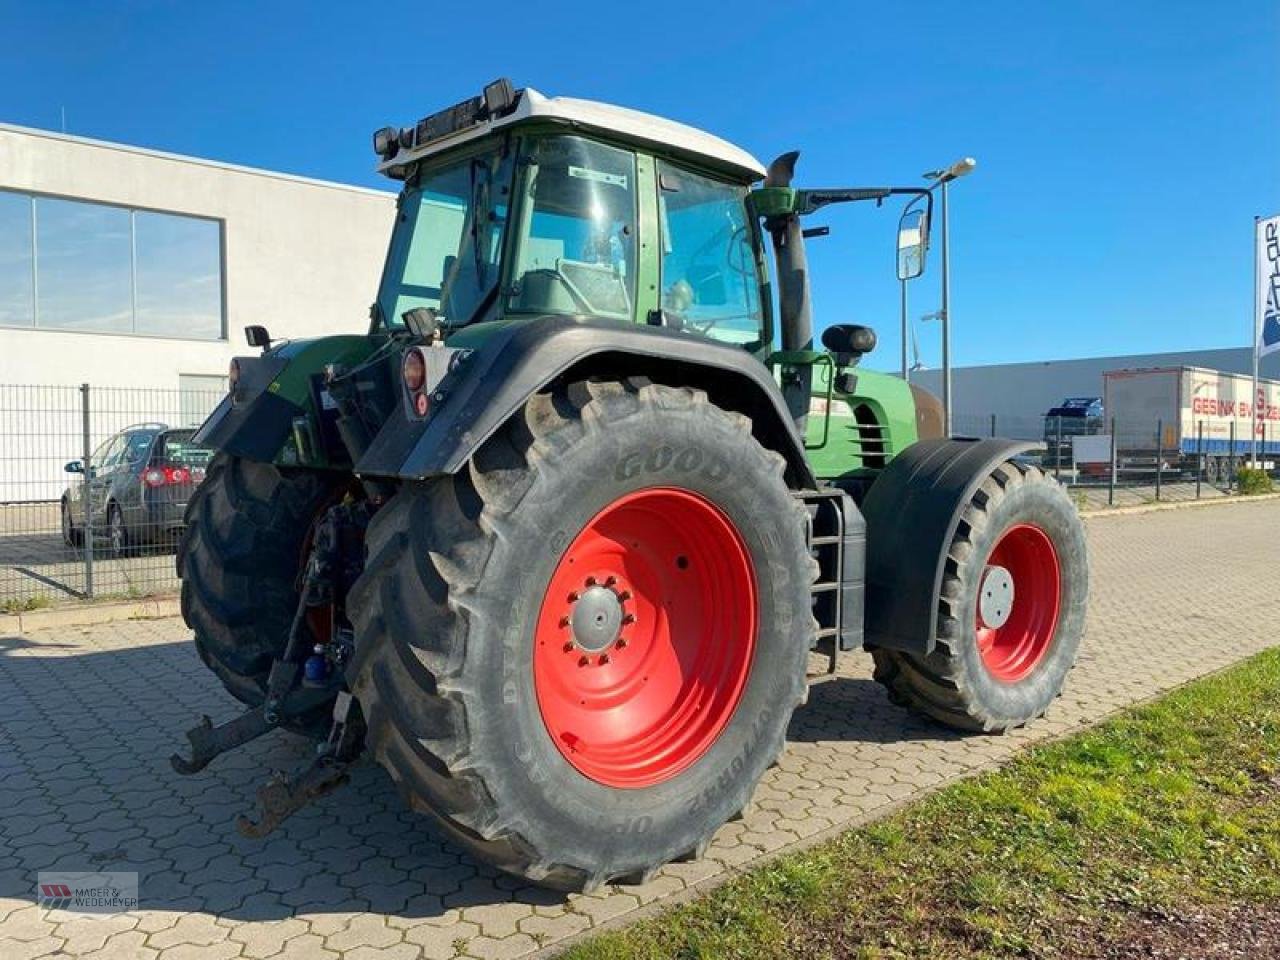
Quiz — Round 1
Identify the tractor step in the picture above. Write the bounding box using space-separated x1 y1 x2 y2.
795 487 867 675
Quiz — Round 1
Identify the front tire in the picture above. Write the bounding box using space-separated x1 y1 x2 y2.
347 379 816 890
872 461 1088 732
177 455 339 719
61 498 83 548
106 503 129 559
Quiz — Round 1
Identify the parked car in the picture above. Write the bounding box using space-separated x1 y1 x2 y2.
61 423 213 557
1041 396 1105 468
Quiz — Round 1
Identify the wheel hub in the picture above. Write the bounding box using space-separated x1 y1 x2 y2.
978 564 1014 629
569 584 624 653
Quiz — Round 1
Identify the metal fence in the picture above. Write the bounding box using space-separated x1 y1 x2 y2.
2 387 1278 610
0 383 223 610
953 411 1280 509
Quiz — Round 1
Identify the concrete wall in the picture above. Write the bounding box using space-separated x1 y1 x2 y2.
0 124 396 389
912 347 1280 438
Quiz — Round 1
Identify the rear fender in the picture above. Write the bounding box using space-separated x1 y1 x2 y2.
861 437 1036 655
194 336 379 466
355 315 817 488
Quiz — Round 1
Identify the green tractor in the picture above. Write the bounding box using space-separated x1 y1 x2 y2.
173 79 1088 890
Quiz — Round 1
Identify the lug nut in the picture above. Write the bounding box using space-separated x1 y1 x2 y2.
578 655 590 667
568 591 579 603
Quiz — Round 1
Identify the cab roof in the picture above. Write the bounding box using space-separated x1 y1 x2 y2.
377 86 766 184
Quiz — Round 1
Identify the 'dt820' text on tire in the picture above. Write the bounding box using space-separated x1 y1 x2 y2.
872 461 1088 732
347 380 816 890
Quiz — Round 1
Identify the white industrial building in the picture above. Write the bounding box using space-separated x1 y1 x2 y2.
0 123 396 400
911 346 1280 439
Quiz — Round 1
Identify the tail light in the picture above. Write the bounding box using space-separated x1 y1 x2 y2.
403 348 431 418
403 350 426 391
143 466 192 488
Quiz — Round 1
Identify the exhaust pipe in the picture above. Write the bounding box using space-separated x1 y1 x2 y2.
764 151 813 434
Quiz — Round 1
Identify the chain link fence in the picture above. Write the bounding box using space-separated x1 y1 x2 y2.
0 384 223 610
3 389 1277 611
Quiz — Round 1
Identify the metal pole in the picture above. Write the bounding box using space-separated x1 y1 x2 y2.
900 279 909 381
1054 416 1062 482
1252 216 1261 467
990 413 996 438
940 179 952 437
1155 418 1163 501
1108 416 1117 506
1229 419 1237 491
1196 420 1203 499
80 382 93 599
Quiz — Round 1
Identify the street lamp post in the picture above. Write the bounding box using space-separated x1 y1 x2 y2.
923 157 976 437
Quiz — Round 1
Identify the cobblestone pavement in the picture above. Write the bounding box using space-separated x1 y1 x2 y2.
2 499 1278 960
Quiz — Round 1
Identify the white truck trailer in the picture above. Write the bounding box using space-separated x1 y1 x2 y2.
1102 366 1280 484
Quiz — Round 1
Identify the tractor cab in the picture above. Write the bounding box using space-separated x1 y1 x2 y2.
368 79 933 480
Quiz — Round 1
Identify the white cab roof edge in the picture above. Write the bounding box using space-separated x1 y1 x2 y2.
377 87 766 182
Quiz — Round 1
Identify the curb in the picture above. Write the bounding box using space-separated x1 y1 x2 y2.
1081 490 1280 518
0 595 180 635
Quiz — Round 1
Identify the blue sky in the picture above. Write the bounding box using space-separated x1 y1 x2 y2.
3 0 1276 371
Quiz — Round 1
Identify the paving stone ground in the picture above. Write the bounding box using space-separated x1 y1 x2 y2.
2 499 1277 960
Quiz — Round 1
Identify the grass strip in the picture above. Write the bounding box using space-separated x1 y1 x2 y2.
563 648 1280 959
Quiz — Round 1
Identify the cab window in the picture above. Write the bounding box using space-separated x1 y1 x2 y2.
657 162 765 347
507 137 637 321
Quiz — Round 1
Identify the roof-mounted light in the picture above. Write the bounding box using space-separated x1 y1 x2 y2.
373 126 398 160
373 78 521 162
483 78 517 118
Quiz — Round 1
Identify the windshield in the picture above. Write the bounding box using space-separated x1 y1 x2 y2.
158 431 213 466
506 136 637 321
376 144 514 329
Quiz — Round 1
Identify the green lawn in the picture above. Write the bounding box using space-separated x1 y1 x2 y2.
562 648 1280 959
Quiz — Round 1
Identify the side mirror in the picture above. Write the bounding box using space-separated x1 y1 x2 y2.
896 206 930 281
64 461 83 474
244 325 272 350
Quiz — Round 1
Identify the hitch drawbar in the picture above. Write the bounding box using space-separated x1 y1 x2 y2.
170 691 361 838
170 501 369 836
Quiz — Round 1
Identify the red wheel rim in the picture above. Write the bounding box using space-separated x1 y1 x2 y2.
533 487 757 788
975 523 1061 683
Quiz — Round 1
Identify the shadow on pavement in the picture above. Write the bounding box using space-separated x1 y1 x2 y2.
0 635 958 923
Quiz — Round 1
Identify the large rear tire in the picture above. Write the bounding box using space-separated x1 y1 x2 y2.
177 454 340 722
347 379 816 890
872 461 1087 732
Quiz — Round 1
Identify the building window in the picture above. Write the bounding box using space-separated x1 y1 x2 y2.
178 373 229 427
0 189 224 340
0 191 34 328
